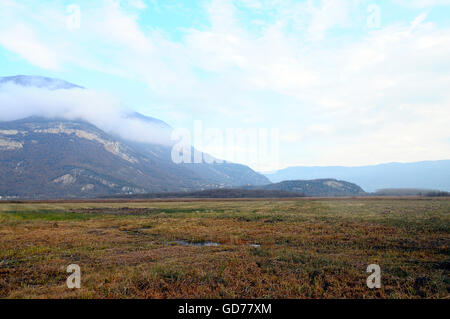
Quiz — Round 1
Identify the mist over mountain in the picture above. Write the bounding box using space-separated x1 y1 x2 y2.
0 75 269 199
0 75 173 145
264 161 450 192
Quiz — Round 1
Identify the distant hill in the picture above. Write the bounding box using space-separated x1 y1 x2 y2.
0 76 270 199
264 160 450 192
247 179 366 197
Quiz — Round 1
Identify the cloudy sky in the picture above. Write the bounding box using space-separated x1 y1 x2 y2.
0 0 449 171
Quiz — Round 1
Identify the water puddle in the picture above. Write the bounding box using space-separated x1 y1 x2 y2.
120 229 142 235
171 240 261 248
172 240 221 247
119 225 152 235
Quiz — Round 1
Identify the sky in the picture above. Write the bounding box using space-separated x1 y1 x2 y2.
0 0 449 172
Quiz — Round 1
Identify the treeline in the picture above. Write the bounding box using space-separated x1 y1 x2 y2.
425 191 450 197
374 188 450 197
109 188 305 199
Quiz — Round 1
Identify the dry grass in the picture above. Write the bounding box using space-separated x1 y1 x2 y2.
0 199 448 299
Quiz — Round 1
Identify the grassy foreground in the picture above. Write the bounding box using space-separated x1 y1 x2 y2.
0 199 449 299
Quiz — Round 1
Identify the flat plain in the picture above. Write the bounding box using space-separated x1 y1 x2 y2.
0 198 449 298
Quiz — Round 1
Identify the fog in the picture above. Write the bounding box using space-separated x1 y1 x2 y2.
0 82 173 145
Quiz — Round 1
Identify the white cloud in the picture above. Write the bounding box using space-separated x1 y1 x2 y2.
0 83 172 145
394 0 450 8
238 0 263 9
128 0 148 10
0 24 60 70
306 0 354 41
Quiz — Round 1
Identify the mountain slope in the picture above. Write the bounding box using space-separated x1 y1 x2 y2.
247 179 366 197
264 160 450 192
0 117 191 198
0 75 269 199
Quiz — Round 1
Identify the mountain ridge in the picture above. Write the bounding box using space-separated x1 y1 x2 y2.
0 75 83 89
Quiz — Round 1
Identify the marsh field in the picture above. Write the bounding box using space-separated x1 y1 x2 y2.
0 198 449 299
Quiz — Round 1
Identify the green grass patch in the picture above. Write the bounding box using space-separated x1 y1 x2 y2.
0 209 99 221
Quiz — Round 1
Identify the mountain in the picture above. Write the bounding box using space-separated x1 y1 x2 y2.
0 75 269 199
0 75 83 89
246 179 366 197
264 160 450 192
